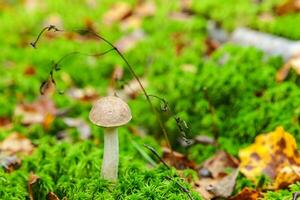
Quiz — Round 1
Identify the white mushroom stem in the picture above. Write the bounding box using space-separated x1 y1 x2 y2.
101 127 119 181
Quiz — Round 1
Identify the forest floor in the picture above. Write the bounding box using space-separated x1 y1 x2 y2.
1 0 300 199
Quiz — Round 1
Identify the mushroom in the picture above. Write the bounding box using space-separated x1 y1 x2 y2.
89 96 132 181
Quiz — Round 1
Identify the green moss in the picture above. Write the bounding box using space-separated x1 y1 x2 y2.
0 130 201 199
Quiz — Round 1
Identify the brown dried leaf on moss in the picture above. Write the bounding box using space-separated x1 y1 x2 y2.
229 187 261 200
46 192 60 200
0 133 33 172
0 132 34 156
239 126 300 189
194 169 239 200
276 56 300 82
200 150 239 178
162 147 196 170
193 151 239 200
102 2 132 25
205 37 220 56
134 0 156 17
14 96 57 129
67 87 99 102
0 117 12 130
276 0 300 15
28 172 39 200
0 154 21 172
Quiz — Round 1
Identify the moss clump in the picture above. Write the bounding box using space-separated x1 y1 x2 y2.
0 130 201 199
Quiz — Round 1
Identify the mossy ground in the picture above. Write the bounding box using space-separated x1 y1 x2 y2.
1 0 300 199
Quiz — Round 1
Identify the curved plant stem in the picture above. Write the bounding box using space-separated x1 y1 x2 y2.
31 26 176 164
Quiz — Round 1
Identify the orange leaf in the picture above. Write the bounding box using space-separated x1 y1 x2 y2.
229 187 261 200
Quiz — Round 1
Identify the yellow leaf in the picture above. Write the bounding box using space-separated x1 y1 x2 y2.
239 126 300 189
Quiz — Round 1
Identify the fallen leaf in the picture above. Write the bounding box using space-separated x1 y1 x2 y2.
47 192 60 200
229 187 261 200
0 154 21 172
40 78 56 97
14 96 57 128
102 2 132 25
193 178 215 200
120 15 142 31
274 165 300 189
239 126 300 189
63 118 91 140
115 29 145 53
67 87 99 102
134 0 156 17
276 56 300 82
23 66 36 76
200 150 239 178
0 132 34 156
0 117 12 129
28 172 39 200
276 62 291 82
205 37 220 56
121 78 147 99
193 169 239 200
276 0 300 15
162 147 196 170
206 169 239 198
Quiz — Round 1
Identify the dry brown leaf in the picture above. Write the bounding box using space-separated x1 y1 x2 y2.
14 96 57 128
276 0 300 15
40 78 56 97
67 87 99 102
239 126 300 189
23 66 36 76
194 169 239 200
205 37 220 56
229 187 261 200
47 192 60 200
0 154 21 172
120 15 142 31
134 0 156 17
276 56 300 82
276 62 291 82
200 150 239 178
102 2 132 25
0 132 34 156
172 32 188 56
274 165 300 189
162 147 196 170
193 178 215 200
122 78 147 99
0 117 12 129
206 169 239 198
115 29 145 53
28 172 39 200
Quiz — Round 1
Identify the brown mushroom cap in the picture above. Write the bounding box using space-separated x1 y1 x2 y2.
89 96 132 127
